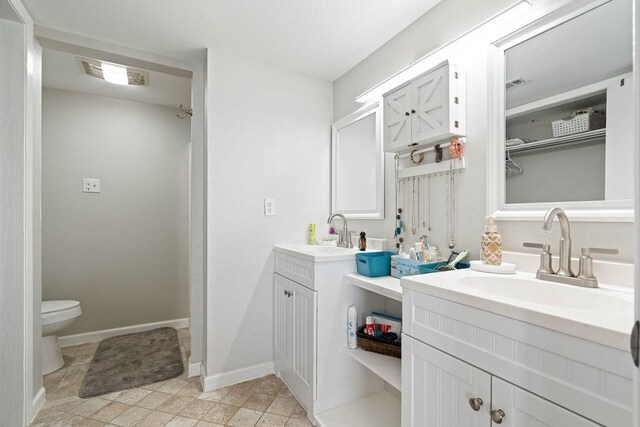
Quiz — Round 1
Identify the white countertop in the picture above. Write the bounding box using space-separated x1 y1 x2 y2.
273 243 382 263
402 269 633 350
273 243 361 262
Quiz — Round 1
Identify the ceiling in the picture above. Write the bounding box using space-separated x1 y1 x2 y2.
42 48 192 108
23 0 442 81
505 0 632 109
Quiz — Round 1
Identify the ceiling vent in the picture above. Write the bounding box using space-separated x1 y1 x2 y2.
77 57 149 86
505 77 529 90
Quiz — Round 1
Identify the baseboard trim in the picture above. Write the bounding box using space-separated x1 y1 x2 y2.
58 318 190 347
188 357 202 378
202 361 274 392
30 387 46 423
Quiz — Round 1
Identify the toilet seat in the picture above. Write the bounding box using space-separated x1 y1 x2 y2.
42 300 82 326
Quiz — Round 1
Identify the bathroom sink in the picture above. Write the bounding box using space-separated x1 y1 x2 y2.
401 268 634 350
300 245 355 254
274 243 361 262
459 276 632 312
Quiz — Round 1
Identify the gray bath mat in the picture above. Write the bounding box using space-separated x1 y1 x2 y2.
79 327 184 398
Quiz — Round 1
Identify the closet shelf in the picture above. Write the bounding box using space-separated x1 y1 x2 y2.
507 128 605 154
315 389 401 427
344 273 402 302
343 346 401 391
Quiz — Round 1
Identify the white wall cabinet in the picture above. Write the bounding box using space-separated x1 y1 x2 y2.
383 84 412 149
273 273 317 410
383 62 465 153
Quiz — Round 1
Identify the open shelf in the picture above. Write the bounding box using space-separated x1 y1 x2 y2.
315 390 401 427
344 346 401 391
344 273 402 302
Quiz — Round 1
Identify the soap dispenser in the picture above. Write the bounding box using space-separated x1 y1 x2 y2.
481 216 502 265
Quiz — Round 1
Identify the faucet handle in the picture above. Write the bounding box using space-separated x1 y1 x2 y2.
523 242 550 251
524 242 553 275
577 247 618 285
581 247 619 256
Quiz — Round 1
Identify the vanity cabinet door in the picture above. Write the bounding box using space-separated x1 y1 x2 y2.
403 335 491 427
289 280 317 407
274 273 293 380
491 377 600 427
411 65 448 144
273 273 317 411
384 83 412 151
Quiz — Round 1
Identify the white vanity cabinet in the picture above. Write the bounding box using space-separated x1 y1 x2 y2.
273 244 391 426
491 377 599 427
403 335 601 427
383 61 465 153
402 336 490 427
401 286 633 426
273 273 316 410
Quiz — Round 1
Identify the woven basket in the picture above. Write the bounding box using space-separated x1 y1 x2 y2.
356 326 401 358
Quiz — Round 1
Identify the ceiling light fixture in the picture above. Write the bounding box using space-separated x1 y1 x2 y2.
101 62 129 85
77 57 149 86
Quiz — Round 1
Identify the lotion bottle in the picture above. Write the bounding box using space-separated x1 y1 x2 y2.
481 216 503 265
347 305 358 349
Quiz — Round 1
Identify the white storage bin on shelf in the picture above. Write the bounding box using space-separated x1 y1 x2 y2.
383 61 465 153
551 110 605 137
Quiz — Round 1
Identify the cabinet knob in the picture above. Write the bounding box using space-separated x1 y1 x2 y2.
405 112 410 116
491 409 506 424
411 109 416 114
468 397 483 411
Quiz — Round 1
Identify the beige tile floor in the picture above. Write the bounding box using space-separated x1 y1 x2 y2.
32 328 311 427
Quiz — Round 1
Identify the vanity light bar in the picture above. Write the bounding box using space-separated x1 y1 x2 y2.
354 1 534 104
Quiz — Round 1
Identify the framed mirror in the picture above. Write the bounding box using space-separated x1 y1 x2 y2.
331 102 384 219
488 0 634 221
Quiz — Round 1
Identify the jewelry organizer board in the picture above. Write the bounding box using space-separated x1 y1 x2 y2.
393 138 467 256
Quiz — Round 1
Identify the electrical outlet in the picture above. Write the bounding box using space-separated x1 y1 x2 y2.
83 178 100 193
264 198 276 216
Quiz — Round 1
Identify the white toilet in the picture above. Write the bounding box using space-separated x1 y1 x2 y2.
41 300 82 374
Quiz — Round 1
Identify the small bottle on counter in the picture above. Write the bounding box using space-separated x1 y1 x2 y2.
308 223 316 245
358 232 367 251
365 316 376 336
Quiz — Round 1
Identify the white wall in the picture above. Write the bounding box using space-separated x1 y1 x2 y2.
206 50 333 379
0 12 28 427
42 87 190 335
333 0 635 264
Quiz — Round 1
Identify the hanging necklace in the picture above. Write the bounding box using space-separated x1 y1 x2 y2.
412 177 417 235
448 162 456 250
427 175 432 231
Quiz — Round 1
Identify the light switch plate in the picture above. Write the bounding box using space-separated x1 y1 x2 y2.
264 198 276 216
83 178 100 193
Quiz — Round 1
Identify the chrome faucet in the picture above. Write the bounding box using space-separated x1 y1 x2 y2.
524 207 618 288
542 207 573 277
327 213 353 248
